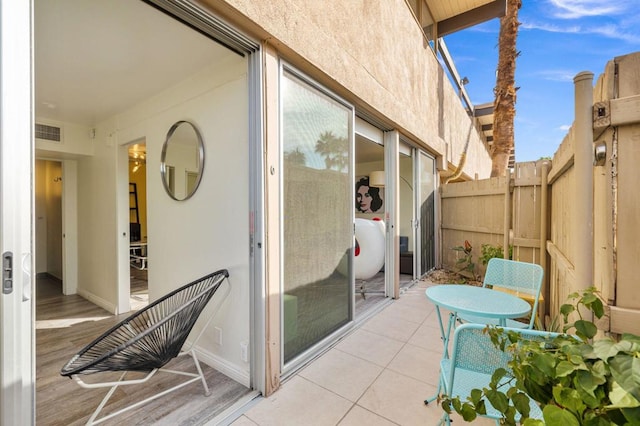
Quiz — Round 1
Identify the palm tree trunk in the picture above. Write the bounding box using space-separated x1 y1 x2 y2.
491 0 521 177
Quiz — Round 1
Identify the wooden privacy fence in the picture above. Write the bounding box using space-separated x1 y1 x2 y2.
441 51 640 334
441 161 549 320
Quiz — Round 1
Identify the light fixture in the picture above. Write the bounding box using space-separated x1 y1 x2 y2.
369 170 385 187
460 76 469 86
132 161 141 173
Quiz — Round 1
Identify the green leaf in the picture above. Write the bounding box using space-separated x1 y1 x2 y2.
560 304 575 317
621 406 640 424
622 333 640 345
592 338 618 360
523 420 545 426
531 352 557 377
485 389 509 413
475 399 487 415
460 403 477 421
576 369 606 393
552 385 585 414
608 381 640 408
512 392 531 417
589 298 605 319
574 320 598 340
556 360 578 377
452 397 462 412
469 388 483 405
583 416 613 426
609 354 640 402
542 405 581 426
491 367 508 385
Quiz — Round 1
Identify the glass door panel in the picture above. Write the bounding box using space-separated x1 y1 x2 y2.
418 152 436 275
399 153 414 278
282 70 353 364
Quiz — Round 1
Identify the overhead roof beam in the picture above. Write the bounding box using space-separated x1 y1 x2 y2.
437 0 506 37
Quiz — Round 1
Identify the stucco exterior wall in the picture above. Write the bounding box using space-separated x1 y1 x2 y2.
200 0 492 179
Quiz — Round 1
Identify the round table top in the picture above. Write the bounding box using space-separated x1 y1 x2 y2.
425 284 531 320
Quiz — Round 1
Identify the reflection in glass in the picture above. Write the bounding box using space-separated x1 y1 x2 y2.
282 70 353 364
160 121 204 201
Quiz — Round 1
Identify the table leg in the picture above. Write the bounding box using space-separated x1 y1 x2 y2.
425 309 457 405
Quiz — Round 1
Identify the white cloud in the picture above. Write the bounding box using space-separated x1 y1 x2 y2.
520 21 580 33
536 70 577 82
521 20 640 44
559 124 571 131
547 0 629 19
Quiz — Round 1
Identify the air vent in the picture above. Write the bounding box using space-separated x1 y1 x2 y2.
35 123 62 142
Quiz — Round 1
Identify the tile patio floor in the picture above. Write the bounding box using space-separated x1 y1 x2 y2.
228 279 494 426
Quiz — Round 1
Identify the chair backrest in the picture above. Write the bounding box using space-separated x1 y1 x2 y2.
61 269 229 377
448 324 561 419
483 258 543 326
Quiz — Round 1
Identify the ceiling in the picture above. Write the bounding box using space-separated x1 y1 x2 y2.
34 0 234 127
424 0 506 37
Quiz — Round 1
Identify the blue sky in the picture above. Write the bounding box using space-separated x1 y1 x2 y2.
444 0 640 161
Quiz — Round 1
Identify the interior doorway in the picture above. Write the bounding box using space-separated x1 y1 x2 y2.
128 142 148 310
35 159 63 288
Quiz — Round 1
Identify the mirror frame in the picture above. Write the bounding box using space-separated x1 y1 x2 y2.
160 120 205 201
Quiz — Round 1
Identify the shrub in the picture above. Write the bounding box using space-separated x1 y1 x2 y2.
441 287 640 425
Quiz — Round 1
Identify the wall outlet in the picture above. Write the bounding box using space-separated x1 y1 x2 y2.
214 327 222 345
240 341 248 363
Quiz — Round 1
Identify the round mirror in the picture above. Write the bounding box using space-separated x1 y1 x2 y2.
160 121 205 201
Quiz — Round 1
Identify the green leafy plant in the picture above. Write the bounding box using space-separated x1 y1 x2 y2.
452 240 476 280
479 243 514 265
441 287 640 425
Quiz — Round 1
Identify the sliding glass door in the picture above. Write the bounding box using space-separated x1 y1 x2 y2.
418 152 436 274
281 68 353 365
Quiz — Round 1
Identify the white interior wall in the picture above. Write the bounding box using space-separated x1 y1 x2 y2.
114 54 251 383
75 128 120 311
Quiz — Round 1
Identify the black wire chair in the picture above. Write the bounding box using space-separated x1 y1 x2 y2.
60 269 230 425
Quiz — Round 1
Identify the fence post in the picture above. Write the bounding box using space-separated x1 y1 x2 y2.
540 161 549 320
573 71 594 300
503 169 511 258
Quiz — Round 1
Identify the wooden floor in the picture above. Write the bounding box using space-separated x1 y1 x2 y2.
36 273 251 426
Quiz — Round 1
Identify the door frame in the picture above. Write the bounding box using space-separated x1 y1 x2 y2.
0 0 34 423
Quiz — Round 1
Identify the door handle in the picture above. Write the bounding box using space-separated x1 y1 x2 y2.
22 253 31 301
2 251 13 294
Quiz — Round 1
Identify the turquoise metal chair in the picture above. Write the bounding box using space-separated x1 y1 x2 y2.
436 323 558 425
458 258 543 328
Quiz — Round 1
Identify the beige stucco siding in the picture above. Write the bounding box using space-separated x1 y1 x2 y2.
200 0 491 178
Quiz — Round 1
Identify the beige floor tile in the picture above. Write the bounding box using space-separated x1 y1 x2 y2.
378 302 430 325
360 311 421 342
386 343 441 387
395 289 433 309
338 405 396 426
407 322 446 353
335 328 404 367
243 376 352 426
299 348 383 402
358 369 440 425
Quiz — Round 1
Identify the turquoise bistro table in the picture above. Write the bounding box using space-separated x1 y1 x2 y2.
424 284 531 404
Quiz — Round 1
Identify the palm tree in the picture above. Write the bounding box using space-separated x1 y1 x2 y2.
284 147 307 166
315 131 348 172
491 0 521 177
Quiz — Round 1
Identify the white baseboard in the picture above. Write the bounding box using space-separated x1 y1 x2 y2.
76 288 116 314
195 346 250 388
